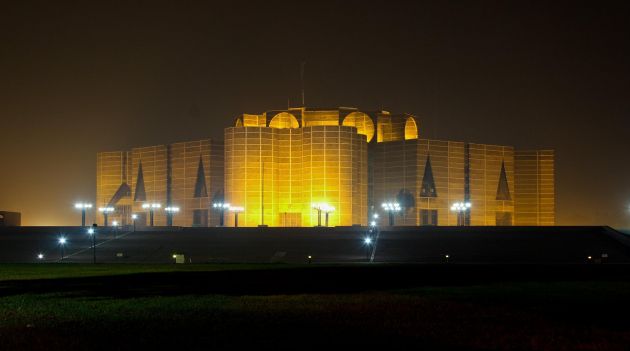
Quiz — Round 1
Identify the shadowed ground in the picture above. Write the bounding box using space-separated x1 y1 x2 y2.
1 264 630 350
1 226 629 264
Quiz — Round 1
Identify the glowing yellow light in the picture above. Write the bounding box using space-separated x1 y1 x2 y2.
404 116 418 140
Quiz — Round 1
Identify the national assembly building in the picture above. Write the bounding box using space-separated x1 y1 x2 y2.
96 107 554 227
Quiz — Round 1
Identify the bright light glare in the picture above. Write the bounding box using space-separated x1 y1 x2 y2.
229 206 244 213
450 202 472 212
132 214 138 219
58 237 67 245
381 202 401 212
37 253 44 260
87 228 94 235
312 203 335 212
98 207 115 213
112 221 119 226
370 221 376 226
74 203 92 209
373 213 379 219
213 202 230 209
142 203 161 209
165 207 180 213
364 237 372 245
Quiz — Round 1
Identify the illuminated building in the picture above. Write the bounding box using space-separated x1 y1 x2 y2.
225 107 369 227
96 106 554 227
96 139 224 227
371 113 555 226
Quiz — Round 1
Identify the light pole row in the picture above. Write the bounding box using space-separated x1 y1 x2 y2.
77 201 246 228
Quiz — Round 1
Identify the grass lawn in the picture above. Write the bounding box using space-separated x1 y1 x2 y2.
1 264 629 350
0 263 293 281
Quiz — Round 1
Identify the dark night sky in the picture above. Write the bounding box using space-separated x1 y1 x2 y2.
1 0 629 227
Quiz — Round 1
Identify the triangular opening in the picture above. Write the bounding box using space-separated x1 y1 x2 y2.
496 161 512 201
108 182 131 207
134 162 147 202
420 155 438 197
194 156 208 198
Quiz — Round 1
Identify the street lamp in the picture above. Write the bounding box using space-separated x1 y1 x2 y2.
312 203 323 227
142 203 161 226
58 236 67 261
112 220 119 238
371 213 379 227
450 202 471 226
164 206 180 226
74 202 92 227
229 206 244 227
131 214 138 232
87 227 96 264
37 253 44 260
312 203 334 227
98 207 115 226
212 202 230 226
363 237 373 261
381 202 401 226
322 204 334 227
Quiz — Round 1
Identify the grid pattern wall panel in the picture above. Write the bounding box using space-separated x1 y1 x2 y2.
169 139 215 227
373 139 466 226
131 145 168 226
514 150 555 225
468 144 515 225
224 125 368 227
96 151 131 225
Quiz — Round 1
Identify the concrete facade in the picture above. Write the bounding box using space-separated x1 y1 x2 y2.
96 106 554 227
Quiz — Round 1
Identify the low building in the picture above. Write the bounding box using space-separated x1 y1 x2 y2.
0 211 21 226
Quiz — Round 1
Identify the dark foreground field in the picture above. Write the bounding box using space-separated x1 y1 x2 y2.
1 264 630 350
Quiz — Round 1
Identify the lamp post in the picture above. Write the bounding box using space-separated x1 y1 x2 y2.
112 220 119 238
87 227 96 264
74 202 92 227
312 203 323 226
312 203 333 227
229 206 244 227
142 203 161 226
363 237 373 261
212 202 230 226
164 206 180 226
450 202 471 226
371 213 379 227
58 237 67 261
381 202 401 226
322 204 335 227
98 207 114 226
131 214 138 232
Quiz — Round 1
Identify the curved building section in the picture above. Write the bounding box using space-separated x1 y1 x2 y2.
225 107 369 227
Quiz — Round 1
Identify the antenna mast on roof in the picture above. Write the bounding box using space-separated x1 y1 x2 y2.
300 61 306 106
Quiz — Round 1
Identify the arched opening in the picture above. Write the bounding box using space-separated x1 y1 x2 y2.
404 117 418 140
269 112 299 129
235 117 243 127
342 112 375 142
